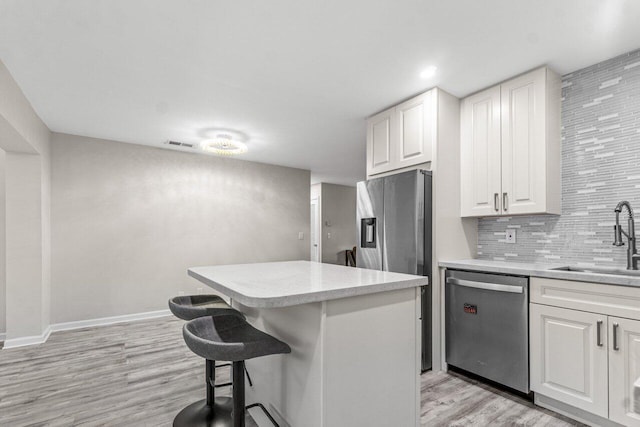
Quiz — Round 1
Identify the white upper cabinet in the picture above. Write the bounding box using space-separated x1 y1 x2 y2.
366 108 394 175
366 90 434 176
460 67 561 217
460 86 501 217
395 91 434 169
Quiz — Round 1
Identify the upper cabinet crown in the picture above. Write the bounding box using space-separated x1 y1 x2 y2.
366 90 434 176
460 67 561 217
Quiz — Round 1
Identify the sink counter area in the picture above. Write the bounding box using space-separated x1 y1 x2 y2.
439 259 640 287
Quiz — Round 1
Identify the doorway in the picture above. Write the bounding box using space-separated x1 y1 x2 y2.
310 198 320 262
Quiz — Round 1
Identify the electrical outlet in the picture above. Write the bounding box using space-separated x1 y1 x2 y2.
327 232 331 239
298 232 304 240
505 229 517 244
178 290 185 296
197 287 203 294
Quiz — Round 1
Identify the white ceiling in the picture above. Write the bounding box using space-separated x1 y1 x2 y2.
1 0 640 185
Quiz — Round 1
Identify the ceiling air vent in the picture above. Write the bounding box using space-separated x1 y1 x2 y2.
165 140 195 148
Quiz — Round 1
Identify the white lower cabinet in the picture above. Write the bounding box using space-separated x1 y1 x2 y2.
530 303 609 418
610 316 640 426
530 277 640 426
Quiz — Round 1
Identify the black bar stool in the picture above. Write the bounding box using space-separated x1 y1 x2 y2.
169 295 246 422
169 295 239 321
178 314 291 427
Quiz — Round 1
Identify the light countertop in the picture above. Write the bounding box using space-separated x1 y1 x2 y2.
188 260 428 308
439 259 640 287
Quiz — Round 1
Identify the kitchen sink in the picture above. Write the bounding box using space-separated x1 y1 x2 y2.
551 266 640 277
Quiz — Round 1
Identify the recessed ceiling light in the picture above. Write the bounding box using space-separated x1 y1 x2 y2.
420 66 438 79
201 134 248 156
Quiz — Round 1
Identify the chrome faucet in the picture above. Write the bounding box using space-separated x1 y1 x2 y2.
613 201 640 270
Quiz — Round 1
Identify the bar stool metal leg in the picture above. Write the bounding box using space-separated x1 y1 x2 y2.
232 361 245 427
206 359 215 407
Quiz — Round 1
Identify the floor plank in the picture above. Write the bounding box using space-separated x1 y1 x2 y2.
0 317 584 426
421 370 584 426
0 317 256 427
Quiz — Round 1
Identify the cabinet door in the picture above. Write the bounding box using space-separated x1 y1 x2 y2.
460 86 502 217
609 316 640 426
500 68 547 215
366 107 395 176
530 304 608 417
394 91 433 169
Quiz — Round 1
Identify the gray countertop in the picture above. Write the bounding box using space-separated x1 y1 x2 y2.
439 259 640 287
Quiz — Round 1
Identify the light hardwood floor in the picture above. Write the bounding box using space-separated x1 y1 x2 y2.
421 371 582 426
0 317 583 426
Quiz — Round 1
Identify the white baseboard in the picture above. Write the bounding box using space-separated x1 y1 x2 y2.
50 309 172 333
3 326 52 349
2 309 172 350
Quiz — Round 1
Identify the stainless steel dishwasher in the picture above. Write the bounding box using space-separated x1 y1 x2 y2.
445 269 529 393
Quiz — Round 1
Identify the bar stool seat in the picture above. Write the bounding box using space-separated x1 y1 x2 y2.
169 295 241 321
183 315 291 362
175 314 291 427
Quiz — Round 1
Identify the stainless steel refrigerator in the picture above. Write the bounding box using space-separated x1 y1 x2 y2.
356 169 433 371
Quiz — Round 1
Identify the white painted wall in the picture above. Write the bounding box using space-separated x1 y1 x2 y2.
5 153 45 340
320 183 356 265
0 60 51 343
51 133 310 323
0 148 5 336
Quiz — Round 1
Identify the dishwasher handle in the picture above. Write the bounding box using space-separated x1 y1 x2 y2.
446 277 524 294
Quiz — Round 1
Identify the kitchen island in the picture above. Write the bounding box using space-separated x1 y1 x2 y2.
188 260 427 427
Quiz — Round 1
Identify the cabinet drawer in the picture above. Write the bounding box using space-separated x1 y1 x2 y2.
531 277 640 320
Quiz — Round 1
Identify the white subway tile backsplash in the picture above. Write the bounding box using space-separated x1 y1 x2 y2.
477 49 640 269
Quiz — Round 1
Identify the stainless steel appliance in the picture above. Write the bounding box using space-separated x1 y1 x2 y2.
356 169 433 371
445 269 529 393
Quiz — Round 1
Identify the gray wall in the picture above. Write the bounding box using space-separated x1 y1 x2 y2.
320 183 356 265
478 49 640 268
51 133 310 323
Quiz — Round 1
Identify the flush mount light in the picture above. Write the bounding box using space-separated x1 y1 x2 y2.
420 66 438 79
201 134 248 156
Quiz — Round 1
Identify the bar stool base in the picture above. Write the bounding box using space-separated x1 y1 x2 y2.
173 397 237 427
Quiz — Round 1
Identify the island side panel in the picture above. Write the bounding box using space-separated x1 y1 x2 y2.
237 301 324 427
322 287 421 427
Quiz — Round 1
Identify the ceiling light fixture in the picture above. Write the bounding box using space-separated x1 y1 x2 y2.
201 134 248 156
420 65 438 79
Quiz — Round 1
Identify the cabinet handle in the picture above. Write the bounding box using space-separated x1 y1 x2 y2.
596 320 603 347
613 322 620 351
494 193 500 212
503 193 508 212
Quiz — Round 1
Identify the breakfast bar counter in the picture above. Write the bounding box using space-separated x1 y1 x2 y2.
188 260 427 427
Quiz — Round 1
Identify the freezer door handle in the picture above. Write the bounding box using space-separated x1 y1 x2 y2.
446 277 524 294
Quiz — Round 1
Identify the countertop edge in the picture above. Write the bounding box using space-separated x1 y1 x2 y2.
439 259 640 288
188 268 428 308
